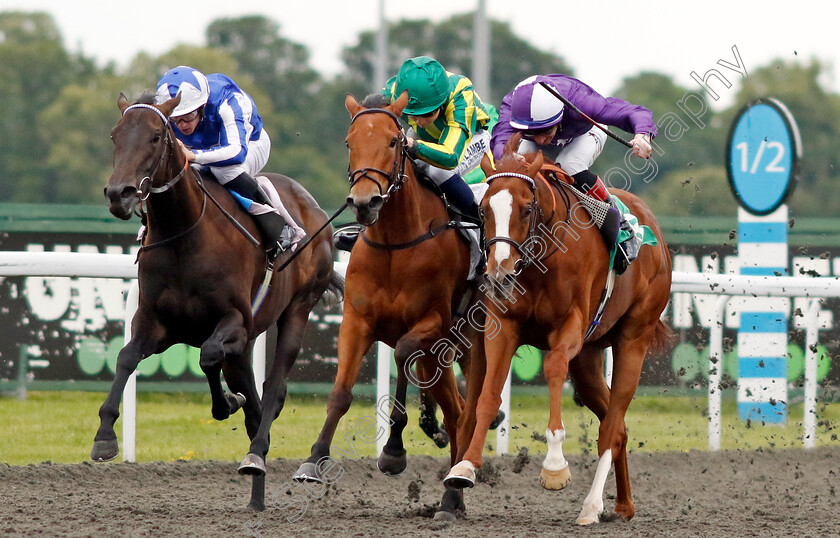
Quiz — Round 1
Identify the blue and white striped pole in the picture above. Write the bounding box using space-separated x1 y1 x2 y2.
737 206 789 423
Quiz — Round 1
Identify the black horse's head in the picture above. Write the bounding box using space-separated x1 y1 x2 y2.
104 92 181 219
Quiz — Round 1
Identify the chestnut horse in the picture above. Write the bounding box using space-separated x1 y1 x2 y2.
96 92 341 511
445 134 672 525
293 92 480 518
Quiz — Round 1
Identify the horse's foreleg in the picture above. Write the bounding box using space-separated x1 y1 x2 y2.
540 347 574 492
91 312 164 462
577 340 646 525
293 312 373 483
200 310 248 421
222 341 262 443
445 322 520 489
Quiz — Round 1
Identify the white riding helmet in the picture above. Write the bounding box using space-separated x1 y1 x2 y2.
155 66 210 117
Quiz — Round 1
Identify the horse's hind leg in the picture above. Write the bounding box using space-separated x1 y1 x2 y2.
377 366 409 475
92 312 164 462
418 391 449 448
200 310 249 421
241 304 311 477
577 340 646 525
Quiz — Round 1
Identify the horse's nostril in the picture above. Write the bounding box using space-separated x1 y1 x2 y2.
368 195 385 211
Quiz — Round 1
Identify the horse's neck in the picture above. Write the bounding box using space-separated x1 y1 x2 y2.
366 167 445 244
146 155 203 239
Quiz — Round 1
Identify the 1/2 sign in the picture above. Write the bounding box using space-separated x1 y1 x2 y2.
726 98 801 215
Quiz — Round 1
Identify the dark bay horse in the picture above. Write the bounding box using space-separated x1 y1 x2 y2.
293 91 480 518
445 134 672 525
96 92 341 511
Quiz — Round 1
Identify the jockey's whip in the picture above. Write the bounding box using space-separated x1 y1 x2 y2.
273 201 349 273
537 81 634 149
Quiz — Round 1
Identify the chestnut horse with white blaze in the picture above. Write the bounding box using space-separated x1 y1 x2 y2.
445 134 672 525
96 92 341 511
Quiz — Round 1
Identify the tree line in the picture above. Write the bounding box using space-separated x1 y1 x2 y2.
1 11 838 218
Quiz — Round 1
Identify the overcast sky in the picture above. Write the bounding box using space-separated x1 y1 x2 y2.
2 0 837 109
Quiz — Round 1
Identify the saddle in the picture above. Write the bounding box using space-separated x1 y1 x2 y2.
538 164 643 275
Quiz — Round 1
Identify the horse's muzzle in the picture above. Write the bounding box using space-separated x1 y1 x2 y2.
346 194 384 226
483 270 519 302
104 183 139 220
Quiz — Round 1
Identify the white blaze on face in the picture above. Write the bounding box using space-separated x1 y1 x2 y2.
488 189 513 267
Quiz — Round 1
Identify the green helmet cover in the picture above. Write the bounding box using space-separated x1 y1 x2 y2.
395 56 449 115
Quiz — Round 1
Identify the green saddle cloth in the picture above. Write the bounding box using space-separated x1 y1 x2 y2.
609 197 657 270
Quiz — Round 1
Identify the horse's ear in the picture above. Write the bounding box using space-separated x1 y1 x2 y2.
391 90 409 117
527 151 544 178
345 93 362 118
158 93 182 118
504 132 523 157
117 93 130 114
480 152 496 177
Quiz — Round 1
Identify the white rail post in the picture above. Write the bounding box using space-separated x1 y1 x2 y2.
122 281 139 463
253 333 266 400
708 295 730 452
803 299 821 448
604 347 614 388
375 342 392 456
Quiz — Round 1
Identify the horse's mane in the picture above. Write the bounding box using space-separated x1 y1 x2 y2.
359 92 390 109
495 151 536 176
136 90 157 105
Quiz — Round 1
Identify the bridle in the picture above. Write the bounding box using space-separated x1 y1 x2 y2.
483 171 566 276
121 104 190 201
347 107 410 201
119 103 206 254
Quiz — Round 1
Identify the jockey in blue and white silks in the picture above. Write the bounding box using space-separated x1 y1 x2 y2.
155 66 300 259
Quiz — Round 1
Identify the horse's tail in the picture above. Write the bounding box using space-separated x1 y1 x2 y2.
321 270 345 307
647 319 676 358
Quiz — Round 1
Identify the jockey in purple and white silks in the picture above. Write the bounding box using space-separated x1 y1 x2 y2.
491 74 657 273
155 66 300 260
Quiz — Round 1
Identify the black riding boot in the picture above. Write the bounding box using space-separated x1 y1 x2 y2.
226 172 295 259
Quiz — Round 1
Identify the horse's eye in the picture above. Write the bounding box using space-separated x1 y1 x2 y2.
522 205 533 218
152 133 161 144
389 137 397 148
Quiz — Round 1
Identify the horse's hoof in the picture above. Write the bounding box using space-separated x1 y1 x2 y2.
432 429 450 449
576 513 600 526
489 409 506 430
539 465 571 490
292 461 323 483
238 453 266 476
247 499 266 512
433 510 457 522
90 439 119 462
576 500 603 525
377 449 407 476
443 461 476 489
231 392 246 411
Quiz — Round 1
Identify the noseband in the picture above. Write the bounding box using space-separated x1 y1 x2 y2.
347 107 410 200
121 104 189 200
483 171 562 276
